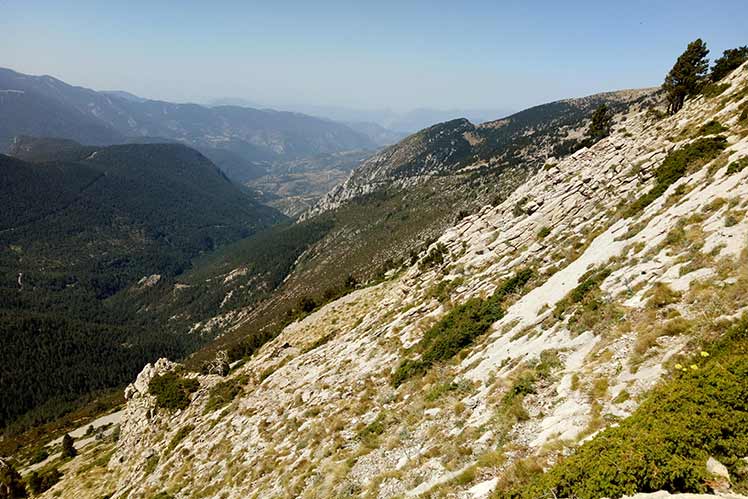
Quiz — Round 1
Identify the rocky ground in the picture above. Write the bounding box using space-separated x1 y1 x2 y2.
34 63 748 498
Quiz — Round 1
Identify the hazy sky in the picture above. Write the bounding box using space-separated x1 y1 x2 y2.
1 0 746 112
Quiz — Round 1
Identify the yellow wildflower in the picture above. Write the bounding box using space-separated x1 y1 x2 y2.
674 363 683 370
700 351 709 357
690 364 698 370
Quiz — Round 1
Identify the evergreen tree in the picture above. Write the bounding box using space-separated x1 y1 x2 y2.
61 433 76 458
711 46 748 82
585 104 613 144
663 39 710 114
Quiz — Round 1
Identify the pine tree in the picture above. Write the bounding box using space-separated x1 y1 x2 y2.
711 46 748 82
61 433 76 458
585 104 613 144
663 39 710 114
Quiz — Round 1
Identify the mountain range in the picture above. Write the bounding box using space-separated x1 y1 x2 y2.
0 67 379 179
209 97 516 133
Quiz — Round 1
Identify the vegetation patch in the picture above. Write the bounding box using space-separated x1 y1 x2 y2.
204 376 245 414
165 424 194 456
554 267 611 318
697 120 727 136
148 372 200 411
391 270 533 386
357 412 387 447
626 137 727 217
25 467 62 495
419 243 449 270
494 315 748 499
726 157 748 175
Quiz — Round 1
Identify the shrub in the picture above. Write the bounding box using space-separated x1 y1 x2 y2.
626 137 727 216
25 468 61 495
165 424 194 456
495 315 748 499
645 283 681 309
697 120 727 136
495 269 534 299
419 243 449 270
392 270 535 386
726 157 748 175
204 377 244 413
0 459 27 498
537 226 551 239
148 372 200 411
554 268 611 317
357 412 386 447
30 447 49 464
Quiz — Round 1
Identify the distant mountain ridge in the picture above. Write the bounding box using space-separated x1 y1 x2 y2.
0 67 377 176
208 98 515 133
305 88 658 218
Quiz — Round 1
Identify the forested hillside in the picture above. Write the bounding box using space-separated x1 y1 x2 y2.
0 143 284 430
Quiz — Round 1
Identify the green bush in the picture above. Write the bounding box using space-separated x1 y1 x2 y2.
0 459 27 498
554 268 611 317
204 377 244 413
697 120 727 136
419 243 449 270
30 447 49 464
626 137 726 216
392 270 533 386
726 157 748 175
494 269 534 300
495 315 748 499
357 412 387 447
536 226 551 239
165 424 194 456
148 372 200 411
26 467 61 495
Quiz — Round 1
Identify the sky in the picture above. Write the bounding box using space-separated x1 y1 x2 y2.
1 0 746 113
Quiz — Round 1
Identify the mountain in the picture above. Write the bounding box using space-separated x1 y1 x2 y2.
0 68 377 177
0 83 124 151
0 140 285 430
215 101 517 133
19 60 748 499
306 88 657 218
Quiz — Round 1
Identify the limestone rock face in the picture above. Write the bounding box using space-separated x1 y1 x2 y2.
706 456 732 492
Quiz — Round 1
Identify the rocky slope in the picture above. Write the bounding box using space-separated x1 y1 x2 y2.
304 88 657 219
28 63 748 498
